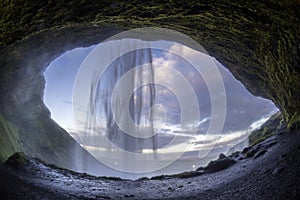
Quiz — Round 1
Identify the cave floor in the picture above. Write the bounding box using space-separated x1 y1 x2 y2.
0 131 299 200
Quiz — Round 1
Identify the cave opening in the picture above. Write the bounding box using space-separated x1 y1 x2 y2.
0 1 299 198
43 38 278 179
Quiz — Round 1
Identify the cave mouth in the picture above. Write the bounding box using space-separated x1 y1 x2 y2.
43 38 278 179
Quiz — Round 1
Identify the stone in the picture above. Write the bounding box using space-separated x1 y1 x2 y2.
272 167 284 175
0 0 299 175
254 149 268 159
5 152 28 169
205 154 236 172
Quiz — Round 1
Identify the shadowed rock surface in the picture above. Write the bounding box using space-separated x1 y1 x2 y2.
197 153 236 172
0 0 299 167
0 130 299 199
249 112 286 145
0 0 299 170
0 0 299 199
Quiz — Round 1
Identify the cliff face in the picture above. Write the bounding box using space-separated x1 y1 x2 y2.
0 26 125 171
0 0 299 167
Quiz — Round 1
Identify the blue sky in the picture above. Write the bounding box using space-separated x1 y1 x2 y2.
43 40 278 177
44 42 277 133
44 45 95 130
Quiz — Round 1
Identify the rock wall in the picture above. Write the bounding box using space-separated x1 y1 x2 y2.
0 0 299 167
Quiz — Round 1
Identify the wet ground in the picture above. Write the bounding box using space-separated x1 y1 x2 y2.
0 131 299 199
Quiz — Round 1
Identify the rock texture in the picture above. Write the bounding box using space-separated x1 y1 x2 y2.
0 130 299 199
0 0 299 176
249 112 286 145
201 153 236 172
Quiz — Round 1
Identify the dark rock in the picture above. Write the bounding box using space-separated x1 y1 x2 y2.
0 0 299 178
229 151 241 158
242 147 252 155
248 112 286 145
173 171 204 179
0 1 299 199
272 167 284 175
205 154 236 172
254 149 268 159
264 169 271 174
263 141 278 148
96 196 111 199
219 153 226 159
243 148 255 158
5 152 28 169
280 154 287 160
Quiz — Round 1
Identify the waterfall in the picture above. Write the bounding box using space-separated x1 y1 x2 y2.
77 39 161 173
92 47 157 154
42 28 278 179
72 36 218 176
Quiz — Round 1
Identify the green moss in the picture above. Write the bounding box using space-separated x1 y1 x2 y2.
0 0 299 171
288 112 300 130
249 112 285 146
5 152 27 168
0 113 24 163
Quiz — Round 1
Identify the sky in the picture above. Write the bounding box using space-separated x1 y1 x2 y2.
43 39 278 178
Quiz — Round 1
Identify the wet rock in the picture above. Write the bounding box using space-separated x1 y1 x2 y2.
96 196 111 199
263 168 271 174
5 152 28 169
272 167 284 175
242 147 255 158
204 154 236 172
219 153 226 159
229 151 241 158
263 141 278 148
254 149 268 159
248 112 286 145
124 194 134 198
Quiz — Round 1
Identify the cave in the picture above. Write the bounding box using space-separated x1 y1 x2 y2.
43 38 279 179
0 0 299 199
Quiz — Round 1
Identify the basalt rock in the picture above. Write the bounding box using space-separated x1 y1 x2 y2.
0 0 299 169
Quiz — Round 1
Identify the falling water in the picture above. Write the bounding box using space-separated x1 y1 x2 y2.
75 39 170 174
44 33 278 179
92 48 157 154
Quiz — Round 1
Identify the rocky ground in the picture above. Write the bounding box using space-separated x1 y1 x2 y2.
0 130 299 200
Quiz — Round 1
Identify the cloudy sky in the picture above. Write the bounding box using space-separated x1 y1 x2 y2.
44 39 278 177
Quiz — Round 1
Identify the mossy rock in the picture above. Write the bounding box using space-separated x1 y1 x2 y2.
287 112 300 130
5 152 28 169
0 0 299 172
249 112 286 146
0 113 24 163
